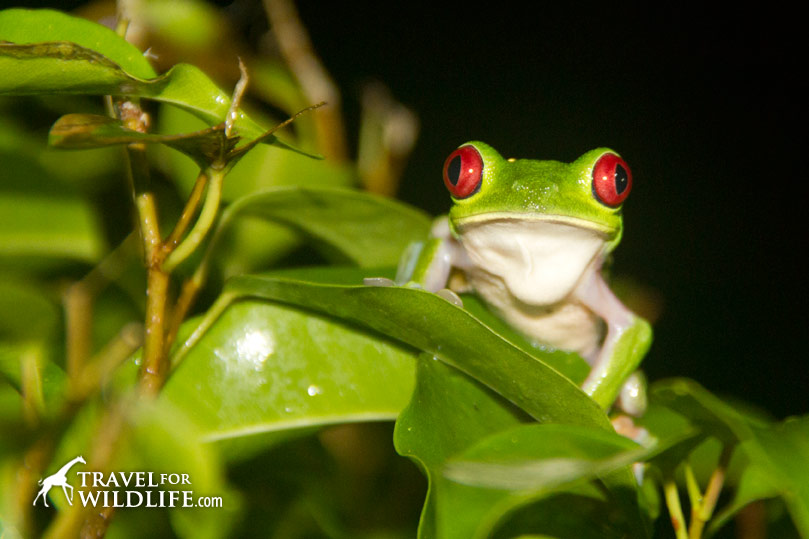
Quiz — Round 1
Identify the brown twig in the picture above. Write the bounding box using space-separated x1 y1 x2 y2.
161 170 209 253
164 273 202 356
264 0 347 160
63 234 139 394
64 283 93 386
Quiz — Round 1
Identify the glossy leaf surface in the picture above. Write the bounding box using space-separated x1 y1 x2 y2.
0 9 266 139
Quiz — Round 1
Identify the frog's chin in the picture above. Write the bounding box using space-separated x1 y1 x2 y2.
455 211 617 239
456 216 611 306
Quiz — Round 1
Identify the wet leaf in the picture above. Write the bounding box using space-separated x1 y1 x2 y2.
161 278 417 456
216 273 606 426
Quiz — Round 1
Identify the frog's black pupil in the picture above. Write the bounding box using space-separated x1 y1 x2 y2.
447 155 461 186
615 164 628 195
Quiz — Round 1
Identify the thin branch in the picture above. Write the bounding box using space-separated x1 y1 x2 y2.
162 167 226 273
161 170 209 253
169 292 234 369
683 463 703 526
73 322 143 401
689 445 733 539
665 475 689 539
138 268 170 396
164 272 203 356
121 129 169 398
63 234 138 394
63 283 92 388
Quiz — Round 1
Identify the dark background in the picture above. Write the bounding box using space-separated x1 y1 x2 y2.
283 3 807 418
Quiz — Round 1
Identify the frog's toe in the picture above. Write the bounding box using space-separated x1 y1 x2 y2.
363 277 396 287
611 414 650 485
617 371 648 417
611 414 649 445
437 288 463 307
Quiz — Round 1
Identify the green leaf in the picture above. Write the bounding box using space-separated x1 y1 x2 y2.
490 492 640 539
0 9 266 140
393 355 529 538
446 424 642 491
170 270 625 536
637 402 705 475
49 113 235 168
447 424 660 538
158 104 346 203
394 360 646 539
0 277 58 341
651 379 809 536
0 192 104 265
126 399 240 539
213 273 609 428
459 295 589 385
651 378 768 446
708 461 778 535
46 392 238 537
212 187 432 268
0 8 156 78
742 418 809 536
0 114 121 195
161 281 417 456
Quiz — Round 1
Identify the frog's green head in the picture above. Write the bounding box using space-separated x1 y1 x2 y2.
443 141 632 247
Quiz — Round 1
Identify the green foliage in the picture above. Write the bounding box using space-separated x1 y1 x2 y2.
0 5 806 539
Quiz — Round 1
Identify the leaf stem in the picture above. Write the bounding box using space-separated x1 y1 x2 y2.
63 234 138 395
63 282 92 389
169 292 235 369
664 475 689 539
684 463 703 517
689 445 733 539
163 166 226 273
161 169 209 252
164 270 203 355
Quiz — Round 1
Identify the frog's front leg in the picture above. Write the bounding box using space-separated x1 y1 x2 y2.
366 217 468 304
394 217 469 295
574 269 652 412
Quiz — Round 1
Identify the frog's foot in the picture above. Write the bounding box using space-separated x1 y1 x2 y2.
617 371 647 417
436 288 463 307
363 277 396 287
611 414 649 444
611 414 650 484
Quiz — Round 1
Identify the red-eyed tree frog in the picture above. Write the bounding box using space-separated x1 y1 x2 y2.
371 141 652 415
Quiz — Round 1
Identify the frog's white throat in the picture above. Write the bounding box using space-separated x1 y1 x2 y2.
457 217 609 306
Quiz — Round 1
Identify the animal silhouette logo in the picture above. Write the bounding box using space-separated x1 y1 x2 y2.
32 456 86 507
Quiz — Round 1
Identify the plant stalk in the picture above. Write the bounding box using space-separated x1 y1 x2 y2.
689 445 733 539
163 166 226 273
665 476 689 539
162 169 209 252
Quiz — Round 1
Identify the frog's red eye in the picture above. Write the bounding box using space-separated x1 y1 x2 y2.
592 153 632 207
443 145 483 199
